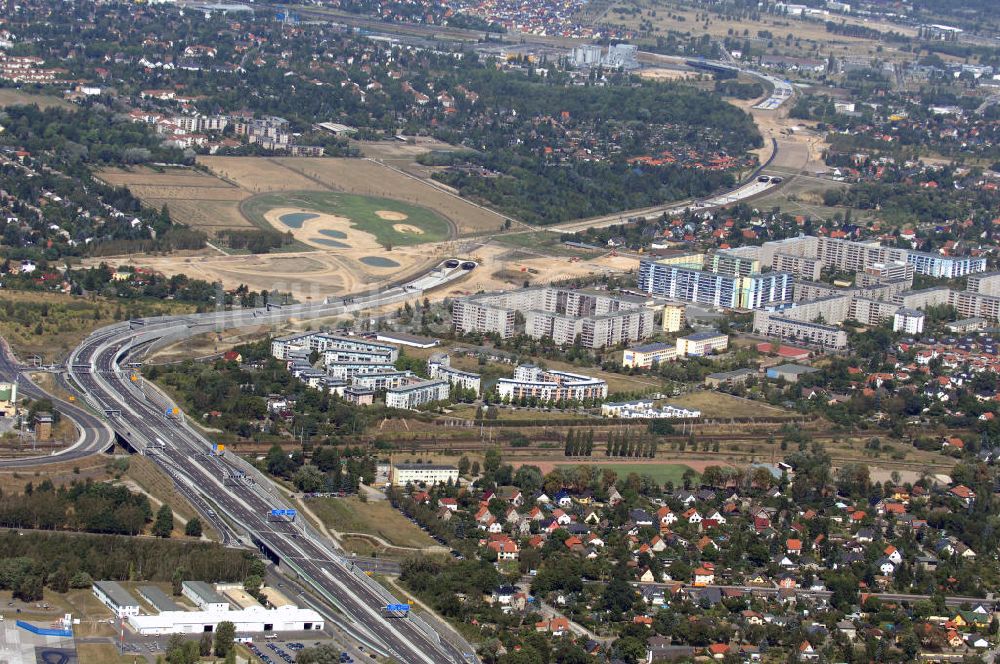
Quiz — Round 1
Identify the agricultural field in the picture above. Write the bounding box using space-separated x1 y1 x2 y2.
242 190 452 249
0 290 195 362
306 495 439 550
98 165 255 236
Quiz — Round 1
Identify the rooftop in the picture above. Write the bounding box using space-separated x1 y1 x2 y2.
95 580 140 608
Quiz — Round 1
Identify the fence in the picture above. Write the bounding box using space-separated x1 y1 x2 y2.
16 621 72 638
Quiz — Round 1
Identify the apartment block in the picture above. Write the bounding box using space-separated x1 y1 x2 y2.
385 379 450 409
967 272 1000 297
661 303 686 333
752 311 849 349
772 252 823 281
710 251 761 278
453 287 654 348
638 261 790 310
496 365 608 403
427 354 482 395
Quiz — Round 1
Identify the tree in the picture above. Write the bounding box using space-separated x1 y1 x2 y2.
199 632 213 657
214 620 236 657
153 504 174 538
16 575 43 601
184 518 203 538
244 574 263 599
458 456 470 476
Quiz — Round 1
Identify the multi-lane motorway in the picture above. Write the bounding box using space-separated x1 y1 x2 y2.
18 259 478 663
0 339 115 467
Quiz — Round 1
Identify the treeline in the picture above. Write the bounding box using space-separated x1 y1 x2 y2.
714 80 764 100
563 429 595 457
0 480 152 534
825 20 909 42
604 429 658 458
0 530 258 601
218 229 294 253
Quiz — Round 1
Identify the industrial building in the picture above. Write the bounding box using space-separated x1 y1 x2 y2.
93 581 141 618
138 586 182 613
128 605 324 636
385 378 450 409
391 463 459 487
183 581 230 612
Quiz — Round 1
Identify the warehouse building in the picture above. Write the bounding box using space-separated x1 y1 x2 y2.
182 581 230 612
94 581 141 618
138 586 182 613
128 605 324 636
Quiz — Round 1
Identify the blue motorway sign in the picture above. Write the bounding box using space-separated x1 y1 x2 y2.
385 604 410 612
270 509 297 518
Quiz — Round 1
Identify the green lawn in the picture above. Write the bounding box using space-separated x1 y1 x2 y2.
242 190 452 248
555 462 694 485
306 496 438 549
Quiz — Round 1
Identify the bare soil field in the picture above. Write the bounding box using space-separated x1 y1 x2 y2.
637 67 701 81
197 156 326 193
356 137 462 160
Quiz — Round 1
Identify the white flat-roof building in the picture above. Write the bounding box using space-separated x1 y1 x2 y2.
391 463 459 487
496 365 607 403
128 605 324 636
94 581 141 618
385 379 450 409
182 581 230 612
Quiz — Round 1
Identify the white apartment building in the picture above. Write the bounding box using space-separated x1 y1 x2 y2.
427 354 482 395
391 463 459 487
496 365 607 403
385 379 450 409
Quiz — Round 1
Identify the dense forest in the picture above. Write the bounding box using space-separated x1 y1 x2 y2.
0 530 259 601
0 479 153 534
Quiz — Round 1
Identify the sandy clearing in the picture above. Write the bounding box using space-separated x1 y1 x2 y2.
375 210 408 221
637 68 700 81
393 224 424 235
263 207 386 253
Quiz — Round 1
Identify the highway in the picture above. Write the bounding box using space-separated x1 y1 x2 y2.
0 339 115 468
52 259 478 663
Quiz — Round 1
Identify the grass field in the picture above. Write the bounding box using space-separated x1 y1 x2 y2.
555 462 694 485
667 391 789 418
0 290 195 362
242 190 451 248
0 88 72 109
307 496 438 549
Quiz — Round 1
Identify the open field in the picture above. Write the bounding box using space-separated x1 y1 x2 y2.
666 391 788 419
306 495 438 549
608 2 915 61
0 88 73 109
243 190 451 249
263 157 508 235
0 290 195 362
555 462 694 484
124 455 219 539
98 165 255 236
0 456 114 494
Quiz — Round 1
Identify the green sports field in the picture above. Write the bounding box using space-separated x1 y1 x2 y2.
241 190 452 248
